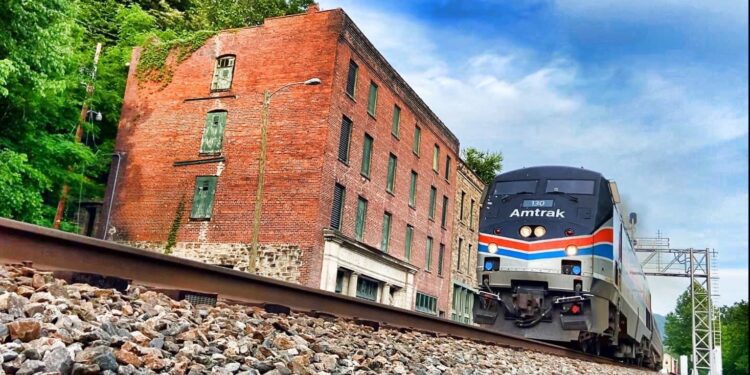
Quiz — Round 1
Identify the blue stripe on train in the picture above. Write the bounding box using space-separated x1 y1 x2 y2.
478 243 614 260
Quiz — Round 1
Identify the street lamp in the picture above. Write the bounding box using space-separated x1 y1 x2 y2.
248 77 321 273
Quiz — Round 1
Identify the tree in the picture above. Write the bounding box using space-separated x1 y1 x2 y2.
664 284 695 357
461 147 503 185
720 300 748 374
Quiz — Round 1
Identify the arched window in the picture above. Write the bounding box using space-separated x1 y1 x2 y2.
211 55 235 91
200 110 227 154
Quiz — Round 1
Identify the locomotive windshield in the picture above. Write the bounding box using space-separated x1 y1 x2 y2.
544 179 595 194
493 180 538 195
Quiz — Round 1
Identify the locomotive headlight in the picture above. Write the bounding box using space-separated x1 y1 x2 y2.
519 226 533 238
488 243 499 254
565 245 578 256
533 226 546 238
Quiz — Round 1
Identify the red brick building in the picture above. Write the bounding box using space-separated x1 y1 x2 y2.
103 5 461 315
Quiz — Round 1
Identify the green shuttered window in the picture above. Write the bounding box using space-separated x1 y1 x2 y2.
441 195 449 228
386 153 397 193
438 243 445 276
391 105 401 137
451 285 474 324
432 145 440 172
356 277 378 301
381 212 392 252
367 82 378 116
331 183 345 230
200 111 227 154
355 196 368 241
425 236 433 271
338 116 352 163
413 126 421 155
405 225 413 261
409 171 417 207
346 60 358 97
211 56 235 91
445 156 451 180
360 134 373 178
416 292 437 315
190 176 218 219
428 186 437 220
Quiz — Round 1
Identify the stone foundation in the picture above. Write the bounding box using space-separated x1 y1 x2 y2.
123 241 304 284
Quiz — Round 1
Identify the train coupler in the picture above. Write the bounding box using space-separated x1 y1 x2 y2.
473 290 502 324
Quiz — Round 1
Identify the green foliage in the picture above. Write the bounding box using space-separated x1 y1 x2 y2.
0 0 312 229
665 284 696 357
720 300 748 375
165 196 186 254
461 147 503 185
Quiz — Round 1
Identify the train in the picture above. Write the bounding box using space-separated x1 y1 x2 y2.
473 166 662 369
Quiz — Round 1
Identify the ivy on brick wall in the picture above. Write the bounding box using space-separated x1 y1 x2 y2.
137 31 217 86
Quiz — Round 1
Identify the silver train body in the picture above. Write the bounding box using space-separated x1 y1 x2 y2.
473 166 662 369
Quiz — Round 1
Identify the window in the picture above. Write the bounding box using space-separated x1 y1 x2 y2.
425 236 433 271
360 134 373 178
335 269 346 293
386 154 397 193
467 244 473 274
404 225 414 261
445 156 451 180
457 238 464 273
367 82 378 116
199 111 227 154
346 60 358 97
190 176 218 219
493 180 538 195
459 191 466 220
211 56 235 91
469 199 475 228
451 285 474 324
545 179 596 195
428 186 437 220
355 197 368 241
331 183 345 230
408 171 418 207
356 277 378 301
381 212 392 252
432 145 440 172
413 126 421 155
440 195 449 228
416 292 437 315
391 105 401 137
437 243 445 276
338 116 352 163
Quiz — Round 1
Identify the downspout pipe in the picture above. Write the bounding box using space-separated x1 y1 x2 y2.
103 152 124 240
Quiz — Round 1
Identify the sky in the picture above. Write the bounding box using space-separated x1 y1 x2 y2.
318 0 748 315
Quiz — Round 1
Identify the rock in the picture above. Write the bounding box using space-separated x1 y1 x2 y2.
143 352 166 371
44 347 74 374
71 362 100 375
7 318 41 341
272 335 295 350
287 355 311 375
75 346 118 372
224 362 241 372
29 292 54 303
115 349 143 367
16 359 46 375
251 361 275 373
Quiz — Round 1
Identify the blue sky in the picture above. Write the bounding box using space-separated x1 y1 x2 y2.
318 0 748 314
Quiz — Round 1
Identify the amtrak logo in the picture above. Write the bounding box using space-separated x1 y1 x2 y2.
510 208 565 218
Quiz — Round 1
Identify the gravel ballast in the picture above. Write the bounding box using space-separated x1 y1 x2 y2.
0 264 653 374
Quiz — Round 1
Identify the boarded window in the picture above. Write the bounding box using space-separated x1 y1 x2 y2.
459 191 466 220
367 82 378 116
467 244 473 274
391 105 401 137
457 238 464 272
451 284 474 324
445 156 451 180
360 134 373 178
381 212 392 252
470 199 475 228
355 196 368 241
409 171 417 207
432 145 440 172
405 225 413 261
416 292 437 315
331 183 345 230
356 277 378 301
425 236 433 271
428 186 437 220
200 111 227 154
441 195 449 228
413 126 421 155
211 56 235 91
386 153 397 193
338 116 352 162
438 243 445 276
190 176 218 219
346 60 358 97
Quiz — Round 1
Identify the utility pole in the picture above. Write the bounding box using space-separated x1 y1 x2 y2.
53 43 102 229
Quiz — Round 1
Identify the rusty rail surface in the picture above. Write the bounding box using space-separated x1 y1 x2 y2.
0 217 634 368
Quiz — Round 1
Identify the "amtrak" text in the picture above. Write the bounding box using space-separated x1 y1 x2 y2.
509 208 565 218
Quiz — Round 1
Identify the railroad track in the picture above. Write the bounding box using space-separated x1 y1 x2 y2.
0 217 638 369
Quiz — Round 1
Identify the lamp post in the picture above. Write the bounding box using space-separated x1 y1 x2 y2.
248 78 321 273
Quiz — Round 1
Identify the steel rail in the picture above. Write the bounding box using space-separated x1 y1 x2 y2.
0 217 635 368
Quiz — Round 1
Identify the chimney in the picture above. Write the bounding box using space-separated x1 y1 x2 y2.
306 2 320 13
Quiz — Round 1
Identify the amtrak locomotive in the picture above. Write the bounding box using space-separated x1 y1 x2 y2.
473 166 662 368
